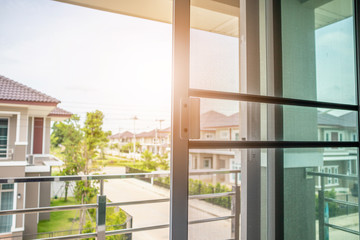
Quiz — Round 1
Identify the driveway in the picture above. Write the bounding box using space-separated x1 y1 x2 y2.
101 167 233 240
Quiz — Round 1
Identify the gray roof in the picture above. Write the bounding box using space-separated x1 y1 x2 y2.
318 111 357 128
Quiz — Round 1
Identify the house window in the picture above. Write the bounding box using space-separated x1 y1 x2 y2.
0 119 8 159
235 133 239 141
205 134 213 139
324 131 344 142
230 159 241 183
203 158 212 169
219 159 226 169
322 166 339 186
352 133 357 141
220 131 228 140
0 184 14 233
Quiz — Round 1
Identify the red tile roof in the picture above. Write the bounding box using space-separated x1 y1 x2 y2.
200 111 239 129
0 75 60 104
48 107 72 117
109 131 134 139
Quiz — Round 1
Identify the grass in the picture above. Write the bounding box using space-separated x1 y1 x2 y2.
95 156 144 169
37 197 94 233
38 198 79 233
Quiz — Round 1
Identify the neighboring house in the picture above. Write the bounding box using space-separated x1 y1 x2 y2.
136 127 170 155
110 110 358 187
316 111 358 191
0 75 71 239
108 131 134 155
107 128 171 157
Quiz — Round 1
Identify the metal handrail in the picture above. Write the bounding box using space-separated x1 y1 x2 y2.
36 216 236 240
0 169 241 184
308 171 360 239
0 191 235 216
0 170 241 239
324 223 360 236
324 197 358 208
306 171 357 180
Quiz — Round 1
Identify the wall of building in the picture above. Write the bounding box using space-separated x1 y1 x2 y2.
24 173 40 239
39 172 51 220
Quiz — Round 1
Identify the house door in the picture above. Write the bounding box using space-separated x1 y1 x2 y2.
33 118 43 154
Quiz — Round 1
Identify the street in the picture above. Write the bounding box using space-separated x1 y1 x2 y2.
101 167 233 240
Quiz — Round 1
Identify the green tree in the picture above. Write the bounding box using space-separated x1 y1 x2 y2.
51 115 83 201
141 150 157 171
76 110 109 232
120 142 140 153
155 153 170 170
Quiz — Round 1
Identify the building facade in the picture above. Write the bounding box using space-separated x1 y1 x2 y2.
0 75 71 239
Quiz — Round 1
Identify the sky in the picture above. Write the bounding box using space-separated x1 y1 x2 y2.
0 0 239 134
0 0 356 133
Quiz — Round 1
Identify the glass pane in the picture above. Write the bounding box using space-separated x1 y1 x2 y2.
281 0 356 104
0 119 8 158
188 149 239 240
196 98 358 142
2 184 14 190
282 147 359 240
189 0 239 93
0 191 14 233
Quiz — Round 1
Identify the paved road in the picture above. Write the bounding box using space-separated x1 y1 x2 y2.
101 167 233 240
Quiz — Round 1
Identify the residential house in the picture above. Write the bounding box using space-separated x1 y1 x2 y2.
108 131 134 155
316 111 358 191
108 127 171 157
0 75 71 239
136 127 171 155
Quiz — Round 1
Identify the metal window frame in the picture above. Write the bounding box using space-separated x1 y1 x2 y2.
354 0 360 235
172 0 360 240
170 0 190 239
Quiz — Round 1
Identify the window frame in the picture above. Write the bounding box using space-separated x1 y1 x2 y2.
0 184 14 234
0 117 10 160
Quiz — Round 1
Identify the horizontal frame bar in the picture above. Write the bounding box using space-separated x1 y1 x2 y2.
189 88 358 111
0 169 241 184
189 140 358 149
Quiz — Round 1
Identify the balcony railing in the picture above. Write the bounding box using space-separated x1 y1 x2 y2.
26 154 63 166
0 145 13 160
307 171 359 239
0 169 240 240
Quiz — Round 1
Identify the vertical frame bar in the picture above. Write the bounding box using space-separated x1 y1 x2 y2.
170 0 190 239
239 0 261 239
354 0 360 235
272 0 284 239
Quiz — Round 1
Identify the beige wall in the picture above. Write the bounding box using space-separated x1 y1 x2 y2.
24 173 40 238
39 172 51 220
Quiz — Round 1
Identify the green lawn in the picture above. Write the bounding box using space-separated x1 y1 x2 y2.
96 156 144 169
38 198 83 233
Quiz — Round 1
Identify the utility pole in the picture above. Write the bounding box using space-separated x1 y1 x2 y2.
155 119 165 155
131 116 138 162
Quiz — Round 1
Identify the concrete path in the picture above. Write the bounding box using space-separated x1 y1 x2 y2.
101 167 233 240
